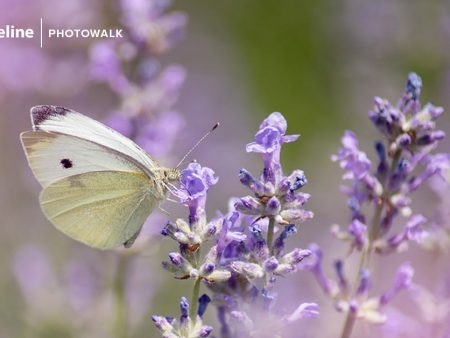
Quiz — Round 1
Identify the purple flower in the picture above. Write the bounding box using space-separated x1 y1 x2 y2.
356 269 371 296
286 303 320 322
348 219 368 251
246 112 299 155
379 263 414 305
179 163 218 205
89 0 187 162
304 244 337 296
331 130 372 180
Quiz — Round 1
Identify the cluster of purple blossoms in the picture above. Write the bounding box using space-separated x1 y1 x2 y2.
154 112 318 338
90 0 187 158
307 73 450 337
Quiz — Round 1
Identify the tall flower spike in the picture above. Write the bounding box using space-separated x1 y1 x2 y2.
308 73 449 338
89 0 187 161
237 112 313 226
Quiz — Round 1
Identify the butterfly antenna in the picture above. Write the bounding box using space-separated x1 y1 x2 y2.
176 122 220 169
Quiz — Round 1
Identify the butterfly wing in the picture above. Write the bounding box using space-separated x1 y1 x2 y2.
39 171 161 249
20 131 144 188
29 105 157 177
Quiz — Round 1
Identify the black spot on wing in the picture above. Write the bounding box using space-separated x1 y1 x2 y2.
31 105 70 129
60 158 73 169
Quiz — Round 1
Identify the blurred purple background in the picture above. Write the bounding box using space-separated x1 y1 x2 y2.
1 0 449 337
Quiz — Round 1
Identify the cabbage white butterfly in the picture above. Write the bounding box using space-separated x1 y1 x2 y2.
20 105 182 249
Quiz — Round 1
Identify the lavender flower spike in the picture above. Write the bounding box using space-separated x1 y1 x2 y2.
236 112 313 226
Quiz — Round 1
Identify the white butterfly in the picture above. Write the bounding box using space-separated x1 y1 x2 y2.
20 105 180 249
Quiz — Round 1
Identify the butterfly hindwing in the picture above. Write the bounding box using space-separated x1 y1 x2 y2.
39 171 160 249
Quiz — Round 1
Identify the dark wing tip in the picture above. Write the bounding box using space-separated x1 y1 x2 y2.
30 105 70 129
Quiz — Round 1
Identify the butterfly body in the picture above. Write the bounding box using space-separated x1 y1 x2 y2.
21 105 180 249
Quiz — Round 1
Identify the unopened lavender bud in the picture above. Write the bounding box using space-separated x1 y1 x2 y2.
230 261 264 279
239 168 255 186
180 297 190 323
283 248 311 265
266 196 281 215
278 177 290 194
425 103 444 118
204 270 231 282
234 196 264 215
334 260 348 293
396 133 411 148
288 170 307 191
380 263 414 305
169 252 184 266
239 168 263 193
274 263 296 275
404 72 422 101
401 215 427 244
151 315 173 331
197 294 211 317
190 269 200 278
264 257 279 272
205 223 218 238
416 131 446 145
199 326 213 337
173 232 190 244
389 158 410 191
374 141 386 162
348 219 368 250
161 221 177 236
362 175 383 196
167 252 192 274
175 218 191 233
280 209 314 223
200 263 215 276
356 269 371 296
274 223 296 251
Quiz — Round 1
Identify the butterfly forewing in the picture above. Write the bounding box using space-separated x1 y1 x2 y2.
20 131 144 188
39 171 159 249
30 105 157 177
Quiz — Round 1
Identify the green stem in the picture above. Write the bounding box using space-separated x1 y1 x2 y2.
339 149 402 338
113 255 128 338
189 277 201 320
267 216 276 255
340 312 356 338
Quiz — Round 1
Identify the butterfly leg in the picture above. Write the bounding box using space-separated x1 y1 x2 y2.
158 206 170 215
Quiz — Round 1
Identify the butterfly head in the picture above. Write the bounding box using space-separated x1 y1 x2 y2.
161 168 181 182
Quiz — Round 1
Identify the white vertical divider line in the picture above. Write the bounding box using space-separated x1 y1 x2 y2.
40 18 43 48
